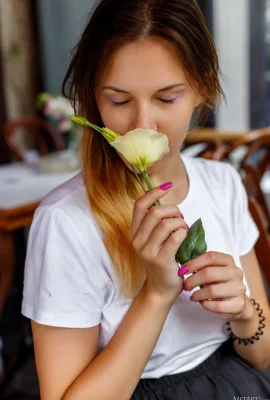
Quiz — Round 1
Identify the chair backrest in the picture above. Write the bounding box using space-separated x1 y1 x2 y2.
181 139 228 161
3 116 65 162
240 135 270 179
241 165 270 287
224 128 270 152
248 197 270 288
220 129 270 178
241 165 270 228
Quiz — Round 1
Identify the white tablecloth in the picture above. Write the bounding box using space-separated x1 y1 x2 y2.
0 163 80 210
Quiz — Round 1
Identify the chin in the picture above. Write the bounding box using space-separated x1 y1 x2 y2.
133 160 165 175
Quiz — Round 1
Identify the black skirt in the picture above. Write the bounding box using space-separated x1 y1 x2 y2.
131 339 270 399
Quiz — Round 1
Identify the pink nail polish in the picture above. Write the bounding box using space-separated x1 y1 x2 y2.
190 296 194 302
160 182 173 190
178 265 189 276
180 212 184 219
186 224 190 230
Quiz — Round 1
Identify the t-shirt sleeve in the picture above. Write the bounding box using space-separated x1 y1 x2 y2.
22 206 108 328
228 165 260 257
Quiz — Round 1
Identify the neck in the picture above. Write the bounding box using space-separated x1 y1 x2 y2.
149 153 189 205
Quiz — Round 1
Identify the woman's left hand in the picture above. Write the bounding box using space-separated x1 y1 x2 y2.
180 251 248 321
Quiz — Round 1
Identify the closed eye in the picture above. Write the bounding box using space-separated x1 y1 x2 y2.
111 98 177 107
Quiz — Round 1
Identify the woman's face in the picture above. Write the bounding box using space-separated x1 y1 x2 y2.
95 37 203 172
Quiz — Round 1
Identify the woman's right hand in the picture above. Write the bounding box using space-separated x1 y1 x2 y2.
130 182 188 306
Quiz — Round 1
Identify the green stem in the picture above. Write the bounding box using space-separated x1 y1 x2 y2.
130 164 147 193
142 171 161 206
86 122 115 142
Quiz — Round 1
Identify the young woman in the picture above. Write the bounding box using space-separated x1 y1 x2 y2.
22 0 270 399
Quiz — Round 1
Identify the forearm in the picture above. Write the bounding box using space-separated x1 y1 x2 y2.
230 295 270 370
63 283 172 400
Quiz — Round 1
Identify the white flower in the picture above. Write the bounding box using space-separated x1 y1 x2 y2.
70 118 170 172
110 128 170 172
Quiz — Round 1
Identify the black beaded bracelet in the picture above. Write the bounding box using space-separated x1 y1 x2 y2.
226 298 266 345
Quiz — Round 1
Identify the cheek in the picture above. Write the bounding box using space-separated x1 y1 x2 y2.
96 97 117 128
162 106 195 149
165 96 196 124
98 105 128 134
164 104 194 134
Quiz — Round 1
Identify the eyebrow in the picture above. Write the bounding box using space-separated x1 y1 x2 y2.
102 83 185 93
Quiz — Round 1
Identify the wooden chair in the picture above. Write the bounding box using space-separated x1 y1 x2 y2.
241 166 270 287
240 135 270 180
248 197 270 288
3 116 65 162
241 165 270 228
181 139 228 161
221 128 270 178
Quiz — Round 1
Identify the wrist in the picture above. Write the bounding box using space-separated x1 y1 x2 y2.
228 298 266 345
141 281 176 310
237 296 255 322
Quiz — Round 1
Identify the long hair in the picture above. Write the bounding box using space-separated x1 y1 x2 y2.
62 0 224 299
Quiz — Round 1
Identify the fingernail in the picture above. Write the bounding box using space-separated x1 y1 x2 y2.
186 224 190 230
183 283 188 291
160 182 173 190
180 212 184 219
190 296 194 302
178 265 189 276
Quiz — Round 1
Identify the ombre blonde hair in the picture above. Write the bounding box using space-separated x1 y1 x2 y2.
62 0 224 299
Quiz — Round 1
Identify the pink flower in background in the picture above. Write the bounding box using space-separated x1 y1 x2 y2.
41 96 75 119
37 93 79 148
58 118 72 133
43 99 54 117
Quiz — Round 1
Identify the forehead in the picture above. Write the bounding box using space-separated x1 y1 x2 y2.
99 37 188 89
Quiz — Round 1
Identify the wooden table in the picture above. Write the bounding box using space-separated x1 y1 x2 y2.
0 151 80 232
0 159 80 316
0 161 79 234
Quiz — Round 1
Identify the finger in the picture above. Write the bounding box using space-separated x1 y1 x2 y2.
184 266 236 291
133 205 183 250
182 251 233 274
191 281 246 303
199 297 245 316
158 226 188 261
140 217 187 258
130 183 174 239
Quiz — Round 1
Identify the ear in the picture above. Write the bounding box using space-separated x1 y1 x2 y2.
194 89 206 108
193 83 207 108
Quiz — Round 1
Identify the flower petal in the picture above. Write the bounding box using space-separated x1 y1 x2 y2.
111 128 169 170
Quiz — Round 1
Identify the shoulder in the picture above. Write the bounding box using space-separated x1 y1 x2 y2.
39 172 87 214
182 154 241 193
23 173 112 328
184 154 237 179
29 174 104 260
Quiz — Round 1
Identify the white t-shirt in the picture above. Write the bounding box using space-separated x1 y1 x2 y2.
22 154 259 378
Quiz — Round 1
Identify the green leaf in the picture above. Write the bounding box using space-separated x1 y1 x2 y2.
175 218 207 265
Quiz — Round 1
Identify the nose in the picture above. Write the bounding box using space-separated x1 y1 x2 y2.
129 104 156 131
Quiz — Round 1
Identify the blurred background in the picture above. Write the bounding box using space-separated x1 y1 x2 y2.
0 1 270 398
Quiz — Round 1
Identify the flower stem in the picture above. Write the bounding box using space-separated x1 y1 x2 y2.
86 122 116 142
142 171 161 206
130 164 147 193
